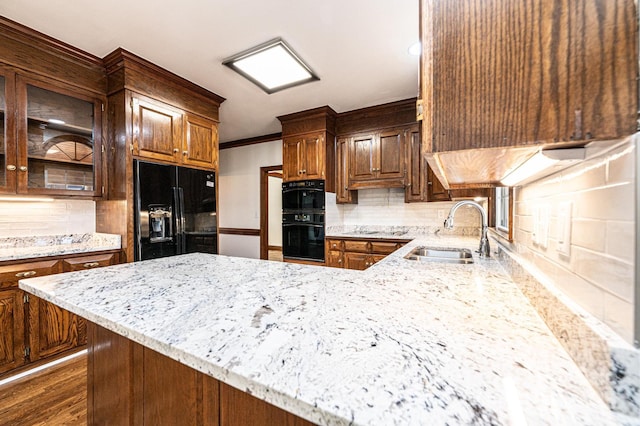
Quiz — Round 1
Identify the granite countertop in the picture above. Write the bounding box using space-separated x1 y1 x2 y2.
0 233 122 263
19 234 621 425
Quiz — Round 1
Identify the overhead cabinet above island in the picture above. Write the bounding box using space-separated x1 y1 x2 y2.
420 0 638 188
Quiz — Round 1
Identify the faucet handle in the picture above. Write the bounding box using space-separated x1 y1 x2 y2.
444 217 454 229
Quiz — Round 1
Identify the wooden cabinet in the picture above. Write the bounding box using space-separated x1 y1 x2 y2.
88 322 314 425
0 68 104 198
278 106 337 191
0 250 120 377
326 237 408 270
132 95 183 164
335 137 357 204
347 127 406 190
0 20 107 198
420 0 638 188
183 113 219 170
132 97 219 170
0 288 25 375
282 132 325 181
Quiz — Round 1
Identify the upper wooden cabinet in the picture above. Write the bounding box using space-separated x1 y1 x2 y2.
335 137 357 204
0 67 104 199
282 132 325 181
278 107 337 190
420 0 638 188
183 113 219 170
0 18 106 198
131 97 219 170
347 127 406 189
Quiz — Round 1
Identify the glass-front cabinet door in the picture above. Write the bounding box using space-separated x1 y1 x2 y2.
16 76 102 196
0 69 17 195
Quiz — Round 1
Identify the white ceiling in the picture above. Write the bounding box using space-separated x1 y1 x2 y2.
0 0 419 143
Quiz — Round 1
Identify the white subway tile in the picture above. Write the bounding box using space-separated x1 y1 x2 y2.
571 219 607 252
605 221 635 263
603 292 634 344
571 247 634 302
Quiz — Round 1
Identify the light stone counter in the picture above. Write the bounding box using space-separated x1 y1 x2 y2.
0 233 121 262
19 234 626 425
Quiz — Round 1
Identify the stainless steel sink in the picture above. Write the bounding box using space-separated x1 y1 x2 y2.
404 246 474 264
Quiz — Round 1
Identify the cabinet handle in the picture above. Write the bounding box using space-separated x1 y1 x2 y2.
183 151 188 156
173 148 179 153
83 262 100 268
16 270 37 278
6 165 16 171
19 166 28 172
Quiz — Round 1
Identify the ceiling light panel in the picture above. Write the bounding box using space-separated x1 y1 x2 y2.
223 38 319 94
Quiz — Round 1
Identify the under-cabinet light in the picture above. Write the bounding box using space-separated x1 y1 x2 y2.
48 119 66 125
0 196 55 202
222 38 319 94
500 148 586 187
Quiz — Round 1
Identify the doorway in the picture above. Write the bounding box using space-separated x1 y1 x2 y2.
260 165 282 260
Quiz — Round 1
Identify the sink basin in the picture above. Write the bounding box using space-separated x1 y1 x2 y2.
404 246 474 264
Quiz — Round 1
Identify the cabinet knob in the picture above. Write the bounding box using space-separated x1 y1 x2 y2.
173 148 179 153
19 166 28 172
302 169 306 174
83 262 100 268
183 151 188 156
6 165 16 171
338 259 342 263
16 270 37 278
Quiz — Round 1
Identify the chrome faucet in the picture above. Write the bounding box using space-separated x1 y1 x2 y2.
444 200 491 258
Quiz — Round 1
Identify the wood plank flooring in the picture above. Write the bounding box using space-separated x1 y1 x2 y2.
0 353 86 425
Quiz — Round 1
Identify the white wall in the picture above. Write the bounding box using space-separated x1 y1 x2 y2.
0 199 95 237
218 140 282 258
513 136 637 344
268 174 282 247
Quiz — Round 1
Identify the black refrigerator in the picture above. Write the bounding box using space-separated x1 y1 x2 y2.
134 160 218 261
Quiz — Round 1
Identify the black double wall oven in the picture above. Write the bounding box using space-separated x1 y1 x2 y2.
282 180 325 262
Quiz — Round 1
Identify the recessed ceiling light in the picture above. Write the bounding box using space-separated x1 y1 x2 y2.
408 41 421 56
223 38 319 94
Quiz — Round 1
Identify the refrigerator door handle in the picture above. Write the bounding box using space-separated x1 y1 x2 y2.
172 187 182 252
176 187 186 254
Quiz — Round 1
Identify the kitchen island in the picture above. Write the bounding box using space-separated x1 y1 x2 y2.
19 235 621 425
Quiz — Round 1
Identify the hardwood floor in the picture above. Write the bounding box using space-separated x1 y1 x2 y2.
0 352 86 425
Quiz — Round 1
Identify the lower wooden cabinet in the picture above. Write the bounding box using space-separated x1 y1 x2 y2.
88 322 314 425
0 250 120 377
326 237 408 270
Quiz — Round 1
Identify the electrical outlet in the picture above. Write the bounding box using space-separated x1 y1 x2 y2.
557 201 572 256
532 204 549 248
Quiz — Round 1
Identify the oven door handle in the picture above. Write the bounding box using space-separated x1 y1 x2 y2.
282 223 324 228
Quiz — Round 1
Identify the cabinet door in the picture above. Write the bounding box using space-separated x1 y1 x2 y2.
28 295 83 361
348 134 376 183
427 165 451 202
405 125 426 202
369 254 387 267
377 129 404 180
16 75 103 197
132 96 182 164
183 113 218 170
325 250 343 268
336 137 357 204
282 137 302 182
0 68 17 195
301 134 324 180
0 289 25 374
344 252 369 271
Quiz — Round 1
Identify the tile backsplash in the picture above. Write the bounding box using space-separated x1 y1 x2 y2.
327 188 483 233
514 136 637 344
0 200 95 237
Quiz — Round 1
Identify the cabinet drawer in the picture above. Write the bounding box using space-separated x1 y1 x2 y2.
326 239 344 251
343 240 370 253
370 242 401 254
0 260 62 289
63 252 119 272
